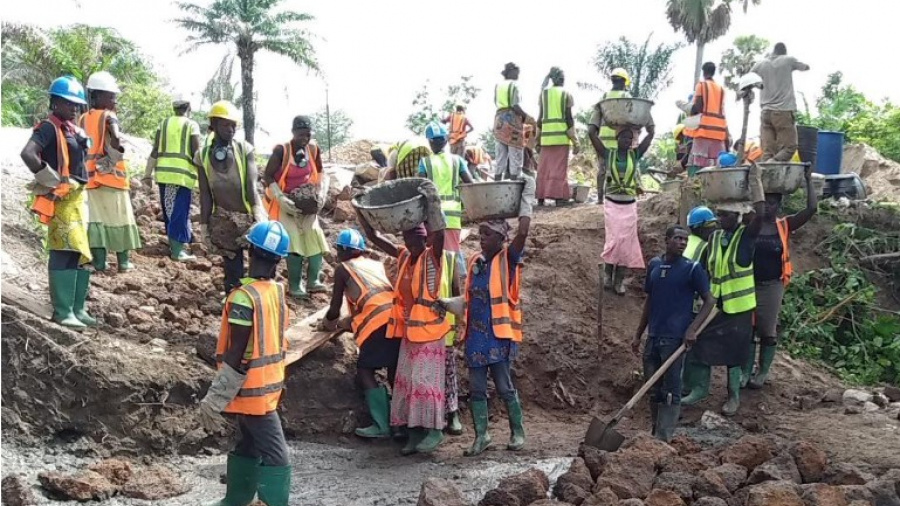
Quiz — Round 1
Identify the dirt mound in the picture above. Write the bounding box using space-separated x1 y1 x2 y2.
330 139 379 165
842 143 900 202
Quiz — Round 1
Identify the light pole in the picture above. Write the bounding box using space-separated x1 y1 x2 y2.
326 86 333 163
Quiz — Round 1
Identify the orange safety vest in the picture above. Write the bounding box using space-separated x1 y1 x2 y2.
265 141 322 219
31 116 76 225
686 80 728 141
216 280 288 416
776 217 793 286
80 109 129 190
462 247 523 342
449 113 467 144
387 248 451 343
343 256 394 346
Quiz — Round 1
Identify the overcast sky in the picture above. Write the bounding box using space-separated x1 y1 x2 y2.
5 0 895 150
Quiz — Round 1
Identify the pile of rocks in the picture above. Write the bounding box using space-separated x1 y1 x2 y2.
838 386 900 418
416 434 900 506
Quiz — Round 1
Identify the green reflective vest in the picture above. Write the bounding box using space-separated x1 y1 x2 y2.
540 86 570 146
605 149 638 197
600 90 631 149
684 234 707 262
155 116 199 189
423 152 463 229
495 81 517 110
397 138 430 165
202 139 252 214
708 226 756 314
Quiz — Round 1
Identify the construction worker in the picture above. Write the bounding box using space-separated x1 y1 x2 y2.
744 166 817 389
197 220 292 506
684 62 730 176
589 125 656 295
493 62 533 181
21 76 94 330
751 43 810 162
633 225 715 442
685 206 717 265
143 94 202 262
536 67 579 206
589 68 632 191
81 71 141 273
357 179 454 454
682 164 766 416
438 171 536 456
464 144 492 181
322 229 398 439
384 138 432 180
442 104 473 157
370 143 393 168
263 115 329 299
196 100 268 294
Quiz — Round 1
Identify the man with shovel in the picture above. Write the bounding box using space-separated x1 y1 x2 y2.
632 225 715 442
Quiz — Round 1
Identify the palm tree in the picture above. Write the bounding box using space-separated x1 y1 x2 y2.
666 0 760 84
174 0 319 144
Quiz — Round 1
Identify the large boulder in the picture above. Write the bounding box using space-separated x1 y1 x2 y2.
554 461 595 506
418 478 470 506
708 463 748 493
87 459 134 487
583 488 620 506
692 470 731 501
800 483 849 506
866 470 900 506
791 441 829 484
480 468 549 506
38 470 116 502
1 475 36 506
652 473 696 502
620 435 678 466
749 453 803 485
720 436 776 471
579 445 610 481
644 489 685 506
745 480 805 506
660 451 720 474
839 485 875 504
593 449 657 499
824 464 873 486
669 435 702 455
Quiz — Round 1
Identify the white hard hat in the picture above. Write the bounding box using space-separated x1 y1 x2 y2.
86 71 121 94
171 92 191 108
738 72 763 91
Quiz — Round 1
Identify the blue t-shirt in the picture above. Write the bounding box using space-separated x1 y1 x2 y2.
465 247 522 367
644 255 710 340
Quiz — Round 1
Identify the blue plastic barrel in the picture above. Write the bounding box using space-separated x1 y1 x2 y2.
815 131 844 175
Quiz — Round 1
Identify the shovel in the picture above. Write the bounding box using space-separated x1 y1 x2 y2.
584 307 719 451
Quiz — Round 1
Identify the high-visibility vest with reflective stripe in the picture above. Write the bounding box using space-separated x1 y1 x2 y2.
343 257 394 346
202 138 253 214
776 217 793 286
600 90 631 149
265 141 321 220
449 113 467 144
216 280 287 416
605 149 638 197
423 152 463 229
31 116 77 225
81 109 129 190
395 138 431 179
495 81 516 110
540 86 570 146
442 250 458 346
155 116 199 189
387 248 451 343
684 234 707 262
708 226 756 314
688 80 728 141
462 247 523 342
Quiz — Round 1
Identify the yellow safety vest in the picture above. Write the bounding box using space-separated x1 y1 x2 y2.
495 81 517 110
441 250 457 346
202 139 252 214
155 116 199 189
605 149 638 197
397 138 429 165
684 234 707 262
423 152 463 229
540 86 570 146
708 226 756 314
600 90 631 149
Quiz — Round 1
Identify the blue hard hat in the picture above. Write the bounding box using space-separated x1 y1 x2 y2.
49 76 87 105
245 220 290 257
687 206 717 228
425 122 448 140
718 151 738 167
336 229 366 251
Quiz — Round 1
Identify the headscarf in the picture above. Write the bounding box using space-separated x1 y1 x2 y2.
502 62 519 77
481 220 511 240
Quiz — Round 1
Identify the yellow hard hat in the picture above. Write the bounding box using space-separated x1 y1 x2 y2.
611 67 631 87
673 124 685 139
208 100 240 123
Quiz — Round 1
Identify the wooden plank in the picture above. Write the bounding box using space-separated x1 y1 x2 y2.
1 284 52 320
285 305 348 366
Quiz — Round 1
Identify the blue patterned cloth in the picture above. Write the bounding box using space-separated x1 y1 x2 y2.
464 248 522 367
159 184 193 244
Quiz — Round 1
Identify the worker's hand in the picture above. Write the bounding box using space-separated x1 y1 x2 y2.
418 179 446 232
684 328 699 350
355 208 377 237
631 333 643 355
437 297 466 318
198 363 246 432
34 163 61 189
645 124 656 137
804 162 813 180
319 317 339 332
197 400 227 433
200 224 216 253
338 316 353 331
518 171 536 218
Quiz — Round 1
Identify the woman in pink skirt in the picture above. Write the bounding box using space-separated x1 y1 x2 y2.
536 67 580 206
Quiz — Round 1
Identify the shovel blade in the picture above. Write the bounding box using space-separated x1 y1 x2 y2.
584 416 626 452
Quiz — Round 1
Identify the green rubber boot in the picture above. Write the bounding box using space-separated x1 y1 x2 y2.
170 240 197 262
655 403 681 443
91 248 107 272
681 362 711 406
464 400 492 457
603 264 614 290
285 255 307 298
749 345 777 390
210 453 259 506
505 396 526 451
722 367 742 416
650 403 659 437
446 411 463 436
256 465 291 506
401 428 425 456
73 269 97 326
306 254 328 293
49 269 86 330
741 342 757 388
117 251 135 272
415 429 445 454
355 387 391 439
